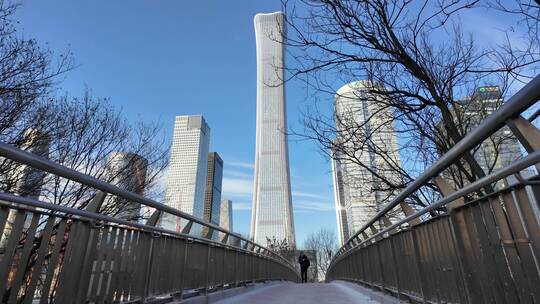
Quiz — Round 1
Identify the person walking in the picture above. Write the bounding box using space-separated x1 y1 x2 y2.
298 252 310 283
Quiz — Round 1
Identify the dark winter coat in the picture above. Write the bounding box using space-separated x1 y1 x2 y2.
298 254 310 270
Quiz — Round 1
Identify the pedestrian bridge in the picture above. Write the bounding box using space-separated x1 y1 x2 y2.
211 281 398 304
0 77 539 303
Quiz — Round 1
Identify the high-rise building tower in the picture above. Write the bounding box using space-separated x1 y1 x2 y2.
202 152 223 239
163 115 211 232
251 12 295 248
439 86 523 188
219 199 233 232
332 81 402 238
102 152 148 221
330 144 350 246
460 86 521 172
14 129 50 198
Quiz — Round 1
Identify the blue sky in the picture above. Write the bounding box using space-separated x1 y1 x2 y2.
14 0 337 246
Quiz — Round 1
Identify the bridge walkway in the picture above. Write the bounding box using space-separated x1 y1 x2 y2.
213 281 401 304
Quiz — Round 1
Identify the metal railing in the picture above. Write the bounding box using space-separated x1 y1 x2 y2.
0 143 299 303
326 75 540 303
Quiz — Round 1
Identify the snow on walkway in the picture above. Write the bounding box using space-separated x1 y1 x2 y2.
214 281 398 304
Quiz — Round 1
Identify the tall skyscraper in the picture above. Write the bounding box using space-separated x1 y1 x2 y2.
202 152 223 239
251 12 295 248
440 86 523 188
461 86 521 172
163 115 211 232
219 199 233 232
331 81 401 238
102 152 148 221
14 129 50 198
330 143 350 246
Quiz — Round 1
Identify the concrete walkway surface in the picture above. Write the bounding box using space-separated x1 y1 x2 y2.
213 281 401 304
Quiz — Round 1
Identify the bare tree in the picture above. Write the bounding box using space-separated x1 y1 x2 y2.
266 236 292 254
281 0 539 212
304 228 337 279
0 0 72 193
489 0 540 46
0 3 169 300
37 91 169 219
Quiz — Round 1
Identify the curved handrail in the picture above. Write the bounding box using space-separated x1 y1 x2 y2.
329 150 540 266
0 141 297 273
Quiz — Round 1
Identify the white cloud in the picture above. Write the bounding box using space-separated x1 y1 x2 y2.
222 177 253 197
292 191 329 200
294 201 335 212
228 161 254 170
232 202 252 211
223 170 253 179
221 175 335 214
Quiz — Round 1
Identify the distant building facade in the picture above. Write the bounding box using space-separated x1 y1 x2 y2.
102 152 148 221
163 115 211 232
460 86 521 172
251 11 296 248
14 129 50 198
439 86 522 188
330 145 350 246
202 152 223 239
331 81 402 238
219 199 233 232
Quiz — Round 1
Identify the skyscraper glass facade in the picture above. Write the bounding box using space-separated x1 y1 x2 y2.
103 152 148 221
219 199 233 232
163 115 210 232
330 146 350 246
203 152 223 239
251 12 295 248
332 81 402 239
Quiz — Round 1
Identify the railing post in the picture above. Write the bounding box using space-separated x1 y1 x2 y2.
205 243 212 295
411 230 428 303
143 210 161 300
433 176 465 210
507 115 540 152
388 236 401 300
181 220 193 234
56 192 106 303
400 202 421 225
220 233 229 245
177 238 191 300
234 249 239 287
507 115 540 171
203 227 214 240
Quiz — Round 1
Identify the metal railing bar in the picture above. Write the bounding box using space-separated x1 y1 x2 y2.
0 142 277 260
0 193 226 249
340 74 540 250
0 193 292 268
528 106 540 122
333 150 540 262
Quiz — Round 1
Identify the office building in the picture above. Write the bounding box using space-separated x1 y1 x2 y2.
251 12 296 248
11 129 50 198
331 81 402 238
163 115 210 232
439 86 523 188
102 152 148 221
219 199 233 232
330 144 350 246
461 86 521 172
202 152 223 239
